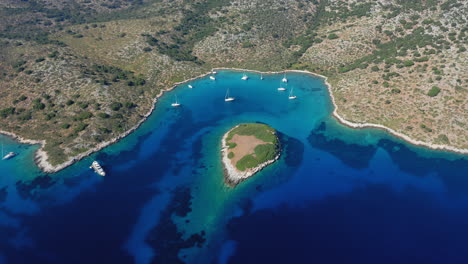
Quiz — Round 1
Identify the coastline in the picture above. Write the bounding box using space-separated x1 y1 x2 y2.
214 67 468 155
1 67 466 174
0 71 212 173
221 125 280 186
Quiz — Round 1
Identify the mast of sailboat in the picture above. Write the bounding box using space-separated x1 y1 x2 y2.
225 88 229 99
289 86 297 99
171 94 180 107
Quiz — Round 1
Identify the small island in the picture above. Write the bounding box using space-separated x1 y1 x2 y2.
222 123 281 186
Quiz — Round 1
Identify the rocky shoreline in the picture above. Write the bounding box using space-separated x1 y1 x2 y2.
1 67 466 174
221 126 280 187
215 67 468 155
0 71 212 173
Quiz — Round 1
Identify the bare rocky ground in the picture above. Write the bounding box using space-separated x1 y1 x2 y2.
0 0 466 168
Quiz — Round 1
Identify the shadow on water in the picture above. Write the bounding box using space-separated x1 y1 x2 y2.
142 126 306 264
0 107 209 263
308 121 468 195
279 132 304 168
145 187 206 264
226 183 468 264
247 131 305 194
15 175 56 200
1 102 241 263
377 139 468 195
2 71 468 264
308 122 377 169
0 187 7 203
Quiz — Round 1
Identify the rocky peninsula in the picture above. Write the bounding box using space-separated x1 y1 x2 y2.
221 123 281 186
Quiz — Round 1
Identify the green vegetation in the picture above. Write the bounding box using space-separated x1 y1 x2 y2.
98 113 110 119
110 102 123 111
226 123 278 144
403 60 414 67
427 86 441 97
74 112 93 121
32 99 46 110
74 123 88 133
141 0 231 62
0 0 466 168
82 65 146 87
328 33 339 40
228 152 234 159
0 107 15 118
420 124 433 133
225 123 280 172
235 143 279 171
437 134 450 144
338 27 444 73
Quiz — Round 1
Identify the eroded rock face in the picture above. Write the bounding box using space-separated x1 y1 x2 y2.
221 124 280 186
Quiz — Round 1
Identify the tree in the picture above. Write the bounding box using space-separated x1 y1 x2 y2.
427 86 440 97
110 102 123 111
328 33 339 39
403 60 414 67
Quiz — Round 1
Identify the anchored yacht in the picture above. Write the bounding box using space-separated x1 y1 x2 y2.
225 88 235 102
90 161 106 176
171 95 181 107
1 142 16 160
282 73 288 83
288 87 297 99
278 81 286 91
2 152 16 160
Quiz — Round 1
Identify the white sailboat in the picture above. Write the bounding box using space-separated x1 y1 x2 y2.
224 88 235 102
282 73 288 83
188 84 193 89
212 71 217 74
171 95 181 107
260 73 264 80
210 75 216 80
288 87 297 99
278 81 286 91
241 73 248 80
1 141 16 160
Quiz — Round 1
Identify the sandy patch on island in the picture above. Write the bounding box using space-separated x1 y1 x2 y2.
228 134 269 166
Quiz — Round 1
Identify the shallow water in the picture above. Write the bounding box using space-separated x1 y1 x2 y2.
0 70 467 264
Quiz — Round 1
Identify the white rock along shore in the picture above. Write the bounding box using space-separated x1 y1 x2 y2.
0 68 466 174
0 71 211 173
221 125 280 186
216 68 468 155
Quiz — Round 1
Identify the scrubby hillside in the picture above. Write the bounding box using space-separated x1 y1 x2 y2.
0 0 466 167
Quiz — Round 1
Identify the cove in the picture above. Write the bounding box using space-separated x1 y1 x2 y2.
0 70 467 264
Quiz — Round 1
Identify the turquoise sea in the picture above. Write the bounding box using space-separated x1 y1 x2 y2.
0 70 467 264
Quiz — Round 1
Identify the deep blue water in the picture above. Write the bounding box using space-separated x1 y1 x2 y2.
0 70 467 264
